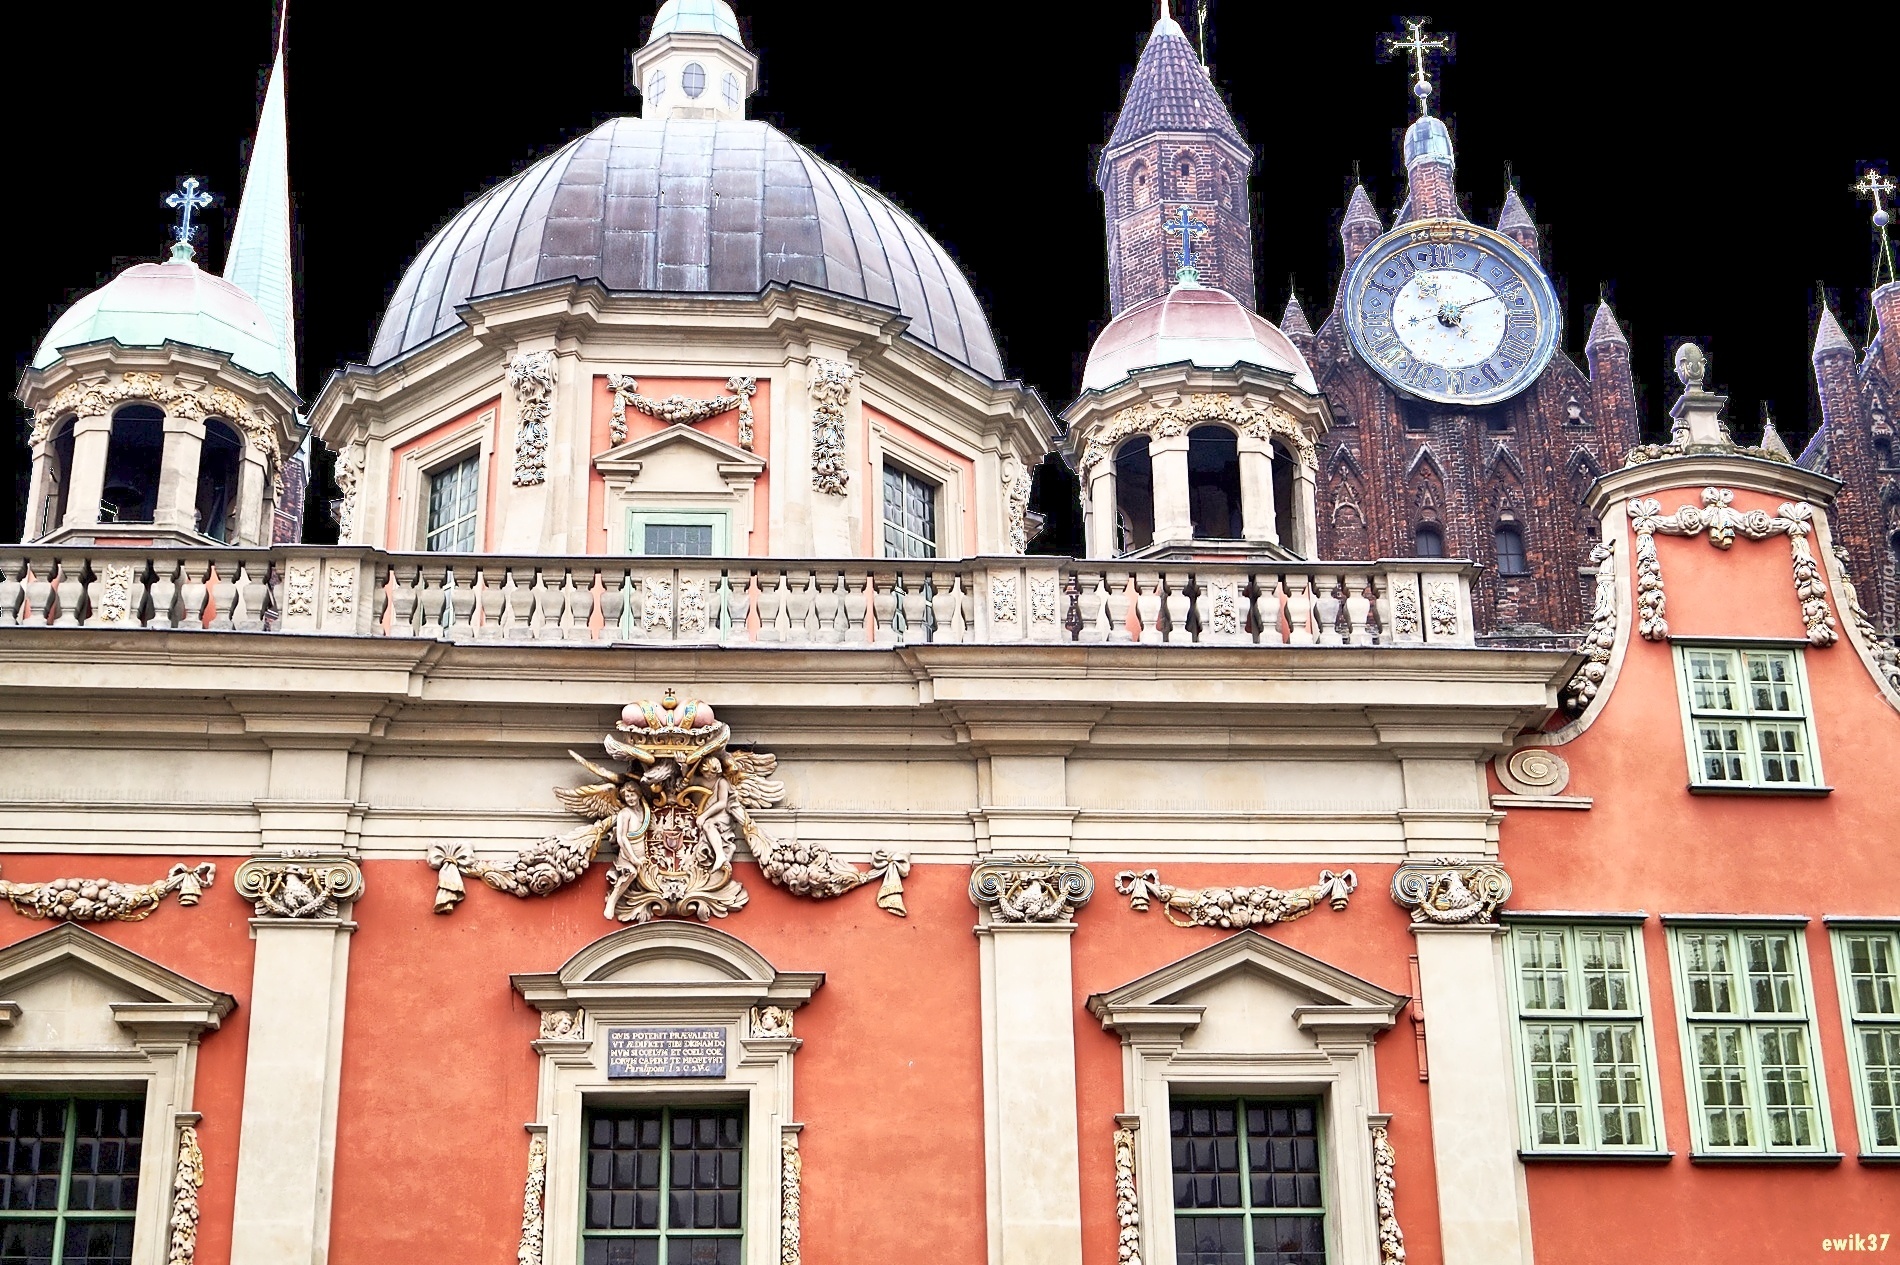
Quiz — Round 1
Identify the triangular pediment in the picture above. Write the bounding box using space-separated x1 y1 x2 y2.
595 424 764 475
0 923 231 1007
1089 929 1406 1016
0 924 235 1051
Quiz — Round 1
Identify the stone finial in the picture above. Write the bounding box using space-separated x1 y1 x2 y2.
1674 342 1707 389
1812 304 1854 362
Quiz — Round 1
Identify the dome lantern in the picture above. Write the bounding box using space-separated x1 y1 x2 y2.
633 0 757 123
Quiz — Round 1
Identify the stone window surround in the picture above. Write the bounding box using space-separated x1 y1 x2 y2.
1822 916 1900 1162
396 413 494 552
865 417 966 559
0 924 234 1265
1669 638 1828 794
1086 931 1404 1265
594 429 765 556
510 922 820 1265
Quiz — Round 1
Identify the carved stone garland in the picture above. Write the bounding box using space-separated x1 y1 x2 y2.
780 1130 803 1265
1114 868 1357 930
516 1130 548 1265
429 690 909 919
969 855 1095 923
809 359 856 495
1628 488 1837 646
332 442 365 541
1078 395 1315 475
1832 545 1900 695
507 350 558 487
606 374 758 448
233 856 364 919
1004 461 1032 555
1561 538 1618 713
168 1125 203 1265
30 372 283 461
1371 1124 1407 1265
0 862 214 922
1390 859 1512 925
1113 1123 1142 1265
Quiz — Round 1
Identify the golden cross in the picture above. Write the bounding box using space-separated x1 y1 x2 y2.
1386 19 1451 117
1855 167 1897 288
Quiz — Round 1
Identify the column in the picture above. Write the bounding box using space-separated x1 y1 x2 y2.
21 450 49 543
235 452 268 545
62 414 112 530
1086 464 1117 557
1148 431 1191 543
154 414 206 534
1292 464 1318 558
1237 434 1277 544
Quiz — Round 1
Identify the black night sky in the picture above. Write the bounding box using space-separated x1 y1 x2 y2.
5 2 1891 546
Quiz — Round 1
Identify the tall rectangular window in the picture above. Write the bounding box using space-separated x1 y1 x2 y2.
1675 645 1820 789
1667 923 1830 1155
1507 922 1661 1153
1831 924 1900 1155
424 453 481 553
882 464 937 559
0 1094 143 1265
1172 1097 1325 1265
583 1105 743 1264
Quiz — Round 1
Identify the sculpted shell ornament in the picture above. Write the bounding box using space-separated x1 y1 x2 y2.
0 862 214 922
429 690 908 919
1114 868 1357 929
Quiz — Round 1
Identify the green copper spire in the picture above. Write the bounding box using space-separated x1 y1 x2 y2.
222 8 296 391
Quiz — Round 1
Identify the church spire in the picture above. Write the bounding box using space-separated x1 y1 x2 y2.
223 7 296 391
1339 181 1382 266
1498 184 1538 254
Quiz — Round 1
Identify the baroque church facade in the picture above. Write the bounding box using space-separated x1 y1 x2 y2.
3 6 1897 1265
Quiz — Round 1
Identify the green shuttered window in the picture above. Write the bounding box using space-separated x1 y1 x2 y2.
582 1106 743 1264
1171 1097 1326 1265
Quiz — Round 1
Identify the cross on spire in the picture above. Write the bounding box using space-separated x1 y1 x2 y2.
1853 166 1897 289
165 177 213 263
1386 19 1451 118
1163 205 1211 285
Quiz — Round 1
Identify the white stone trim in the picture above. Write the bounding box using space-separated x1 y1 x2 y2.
395 412 496 552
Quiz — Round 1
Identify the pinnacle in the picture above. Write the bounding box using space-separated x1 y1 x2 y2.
1281 292 1314 338
1759 416 1793 460
1498 187 1534 232
1812 305 1854 361
1342 184 1380 228
1586 300 1627 349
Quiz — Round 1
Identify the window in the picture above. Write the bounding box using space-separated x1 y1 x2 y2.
1675 645 1821 790
1172 1097 1325 1265
195 418 243 542
1667 923 1829 1156
648 70 666 106
682 62 706 98
1495 524 1528 575
424 453 480 552
645 523 714 556
1187 426 1241 540
1507 922 1661 1153
1114 437 1154 553
881 464 937 559
1413 524 1444 557
722 73 740 111
100 406 163 524
583 1105 742 1264
1830 924 1900 1155
0 1094 143 1265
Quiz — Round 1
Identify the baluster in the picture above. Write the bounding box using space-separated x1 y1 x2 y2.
932 571 961 644
1313 572 1342 646
904 570 930 642
497 569 529 639
733 573 759 644
1371 573 1394 645
449 568 479 641
1163 572 1193 644
1285 574 1315 645
524 570 553 640
597 567 627 643
381 564 415 638
415 568 447 638
754 571 784 643
782 571 814 645
236 561 267 631
0 557 25 626
712 572 735 644
563 571 591 642
870 573 897 644
48 559 84 627
615 572 640 641
145 560 179 630
842 573 867 641
20 558 56 627
810 573 839 644
205 563 238 631
771 572 797 642
1345 575 1373 646
1104 572 1132 643
1074 573 1106 644
174 560 210 630
1257 576 1286 645
1135 571 1163 645
476 570 505 640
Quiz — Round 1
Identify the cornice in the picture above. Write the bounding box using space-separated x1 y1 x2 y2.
1589 452 1841 512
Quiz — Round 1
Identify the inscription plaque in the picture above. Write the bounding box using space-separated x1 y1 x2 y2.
606 1025 727 1079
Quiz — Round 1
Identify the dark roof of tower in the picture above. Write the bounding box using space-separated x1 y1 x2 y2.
1498 187 1534 232
370 116 1004 378
1341 184 1381 232
1586 301 1627 349
1103 15 1245 158
1812 305 1854 361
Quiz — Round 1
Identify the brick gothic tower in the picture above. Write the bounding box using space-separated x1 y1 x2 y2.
1098 9 1253 316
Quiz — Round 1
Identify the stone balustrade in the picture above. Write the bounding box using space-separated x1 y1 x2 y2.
0 548 1477 647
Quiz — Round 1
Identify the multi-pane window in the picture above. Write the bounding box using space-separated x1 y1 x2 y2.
0 1095 143 1265
1676 645 1820 789
1412 524 1443 558
583 1105 743 1264
1172 1098 1325 1265
643 523 715 557
1831 925 1900 1154
1494 524 1528 575
424 453 480 553
1508 923 1659 1152
881 464 937 559
1668 925 1828 1154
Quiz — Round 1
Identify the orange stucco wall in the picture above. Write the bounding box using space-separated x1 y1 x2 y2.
863 404 980 557
1499 484 1900 1264
383 398 501 551
586 376 773 555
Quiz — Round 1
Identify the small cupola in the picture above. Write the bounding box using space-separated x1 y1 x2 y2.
633 0 758 122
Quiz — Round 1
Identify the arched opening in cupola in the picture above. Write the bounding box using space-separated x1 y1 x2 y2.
1187 425 1241 540
1114 436 1154 553
100 405 163 524
195 419 244 542
1271 438 1297 548
40 416 77 537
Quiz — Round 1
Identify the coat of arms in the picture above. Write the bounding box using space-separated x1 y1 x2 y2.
429 690 908 921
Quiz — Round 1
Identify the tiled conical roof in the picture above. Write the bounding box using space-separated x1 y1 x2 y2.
1586 300 1627 349
1105 13 1245 154
1281 293 1314 339
1341 184 1381 233
1812 305 1854 361
1498 187 1534 233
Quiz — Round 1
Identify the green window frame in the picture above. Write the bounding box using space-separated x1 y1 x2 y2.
1504 920 1665 1154
1665 921 1833 1157
581 1104 744 1264
423 451 482 553
1170 1096 1327 1265
0 1093 144 1265
881 463 938 559
626 509 730 558
1828 922 1900 1157
1672 644 1822 790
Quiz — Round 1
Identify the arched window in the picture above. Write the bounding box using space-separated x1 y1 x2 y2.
195 419 244 542
681 62 706 98
1188 425 1241 540
1130 160 1153 207
648 70 666 106
1175 154 1197 198
41 416 78 537
101 405 164 524
722 72 741 111
1414 523 1445 558
1114 436 1154 553
1271 439 1296 549
1495 524 1528 575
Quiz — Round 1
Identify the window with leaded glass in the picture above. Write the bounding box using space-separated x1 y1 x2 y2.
1667 923 1830 1155
583 1105 742 1264
1507 922 1661 1153
643 523 715 557
881 464 937 559
1171 1098 1325 1265
1675 645 1820 789
0 1094 142 1265
424 453 480 553
1830 924 1900 1155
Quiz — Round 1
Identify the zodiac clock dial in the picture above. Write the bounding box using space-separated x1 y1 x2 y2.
1343 219 1561 406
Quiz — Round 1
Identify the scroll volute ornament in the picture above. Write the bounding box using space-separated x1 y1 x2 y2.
233 856 364 919
1390 859 1511 925
0 862 214 922
969 855 1095 923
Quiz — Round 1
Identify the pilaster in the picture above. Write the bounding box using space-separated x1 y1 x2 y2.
236 451 268 545
1237 435 1277 544
63 414 111 530
1086 465 1117 557
154 414 206 534
1148 431 1191 543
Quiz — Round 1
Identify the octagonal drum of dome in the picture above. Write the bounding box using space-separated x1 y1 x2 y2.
371 116 1004 380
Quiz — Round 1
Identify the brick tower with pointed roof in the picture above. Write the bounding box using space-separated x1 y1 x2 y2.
1097 6 1253 316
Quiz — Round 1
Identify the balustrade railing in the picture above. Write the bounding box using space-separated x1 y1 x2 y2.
0 548 1477 647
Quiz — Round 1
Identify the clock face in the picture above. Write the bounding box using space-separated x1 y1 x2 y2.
1343 220 1561 406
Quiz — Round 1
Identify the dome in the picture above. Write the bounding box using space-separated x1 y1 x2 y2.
1080 284 1315 394
370 116 1005 379
646 0 742 44
33 259 288 385
1404 116 1454 167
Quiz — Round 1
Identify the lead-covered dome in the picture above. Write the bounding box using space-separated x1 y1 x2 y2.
371 116 1005 379
34 259 289 386
1081 283 1315 394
